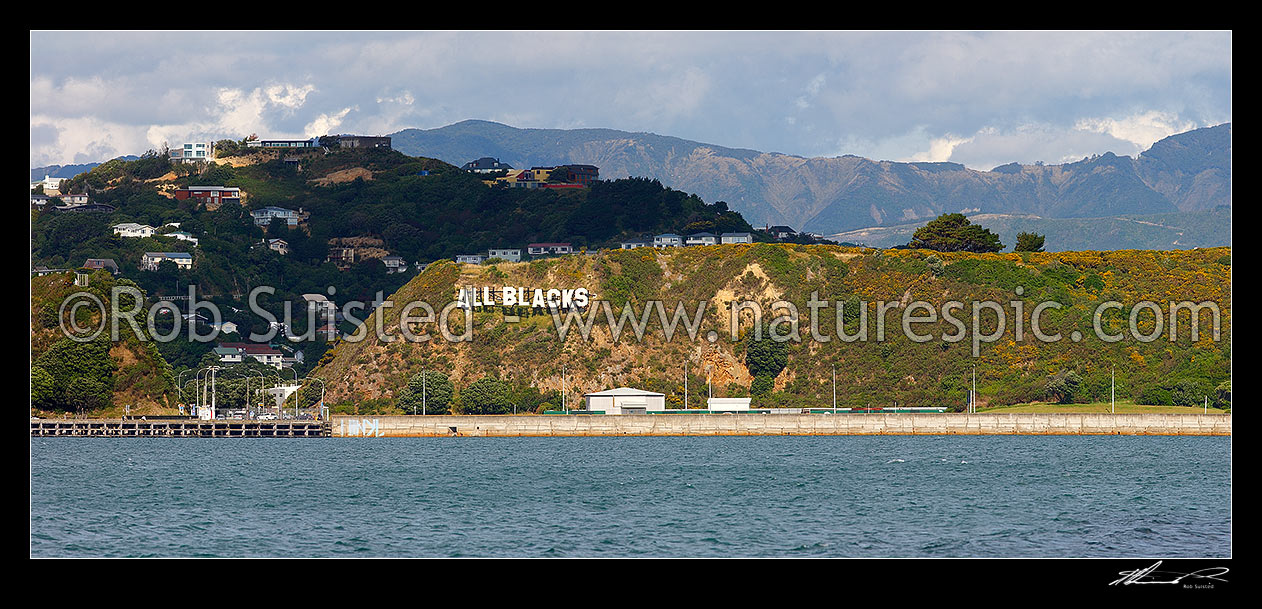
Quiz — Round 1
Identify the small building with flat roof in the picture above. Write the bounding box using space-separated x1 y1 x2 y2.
582 387 666 414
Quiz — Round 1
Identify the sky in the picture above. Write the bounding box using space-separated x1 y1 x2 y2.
30 30 1232 171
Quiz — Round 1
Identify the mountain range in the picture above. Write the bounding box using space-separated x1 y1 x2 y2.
389 121 1231 243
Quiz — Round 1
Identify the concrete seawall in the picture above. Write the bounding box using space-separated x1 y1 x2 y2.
331 413 1231 437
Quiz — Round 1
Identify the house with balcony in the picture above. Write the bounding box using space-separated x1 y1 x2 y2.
382 256 408 273
174 186 241 206
653 233 683 248
265 238 289 255
247 138 318 149
251 206 302 227
526 243 573 256
686 232 718 246
113 223 157 238
141 252 193 271
170 142 213 163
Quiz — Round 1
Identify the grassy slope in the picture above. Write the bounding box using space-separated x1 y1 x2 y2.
311 244 1231 413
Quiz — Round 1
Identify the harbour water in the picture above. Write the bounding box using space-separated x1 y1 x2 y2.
30 435 1230 557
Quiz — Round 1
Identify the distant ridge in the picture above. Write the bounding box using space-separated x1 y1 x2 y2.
389 121 1232 238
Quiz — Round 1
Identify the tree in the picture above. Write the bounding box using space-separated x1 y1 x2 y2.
1045 370 1082 404
1015 232 1046 252
908 213 1004 253
397 370 454 414
31 366 56 410
745 326 789 379
456 377 511 414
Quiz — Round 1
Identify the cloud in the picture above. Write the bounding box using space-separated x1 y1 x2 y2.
28 31 1231 169
1074 110 1198 150
305 106 356 136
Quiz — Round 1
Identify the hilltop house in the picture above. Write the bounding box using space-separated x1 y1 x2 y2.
174 186 241 206
31 175 65 193
526 243 573 256
170 142 213 163
487 248 522 262
141 252 193 271
653 233 683 248
685 232 717 246
463 157 513 172
721 232 753 244
456 253 488 265
332 135 392 149
619 240 650 249
247 138 318 149
767 225 797 240
113 223 157 238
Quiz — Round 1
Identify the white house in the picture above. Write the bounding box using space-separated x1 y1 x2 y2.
113 223 157 238
582 387 667 414
721 232 753 244
31 175 65 193
167 231 200 246
456 253 487 264
620 240 650 249
141 252 193 271
382 255 408 273
170 142 214 163
251 206 302 227
527 243 573 256
487 248 522 262
653 233 683 248
686 232 718 246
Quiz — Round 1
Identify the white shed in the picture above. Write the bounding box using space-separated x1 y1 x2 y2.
582 387 666 414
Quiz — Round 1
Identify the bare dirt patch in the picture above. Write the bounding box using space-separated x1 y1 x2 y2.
310 167 373 186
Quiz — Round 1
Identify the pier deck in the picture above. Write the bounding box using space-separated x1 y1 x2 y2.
31 419 331 438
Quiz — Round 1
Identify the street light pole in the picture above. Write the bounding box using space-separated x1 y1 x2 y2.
832 364 837 414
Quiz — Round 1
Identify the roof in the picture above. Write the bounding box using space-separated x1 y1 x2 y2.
721 232 752 237
655 233 681 238
768 225 796 232
254 206 296 214
218 342 281 355
182 186 239 191
143 252 192 259
688 232 716 237
527 242 572 248
583 387 665 398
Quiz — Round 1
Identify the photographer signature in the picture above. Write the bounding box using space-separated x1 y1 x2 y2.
1109 561 1229 586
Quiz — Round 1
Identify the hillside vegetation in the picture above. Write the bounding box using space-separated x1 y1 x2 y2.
312 244 1231 414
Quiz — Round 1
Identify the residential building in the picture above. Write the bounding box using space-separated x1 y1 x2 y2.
653 233 683 248
721 232 753 244
686 232 718 246
582 387 667 414
60 193 89 205
456 253 487 265
265 238 289 255
83 258 120 275
382 255 408 273
210 321 240 335
51 203 115 213
247 138 318 149
487 248 522 263
170 142 213 163
620 240 650 249
30 194 51 209
141 252 193 271
326 246 355 269
113 223 157 238
174 186 241 206
333 135 392 149
167 231 200 246
31 175 65 193
463 157 513 172
550 164 600 186
251 206 302 227
767 225 797 240
216 342 285 368
301 294 337 318
32 265 65 276
526 243 573 256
